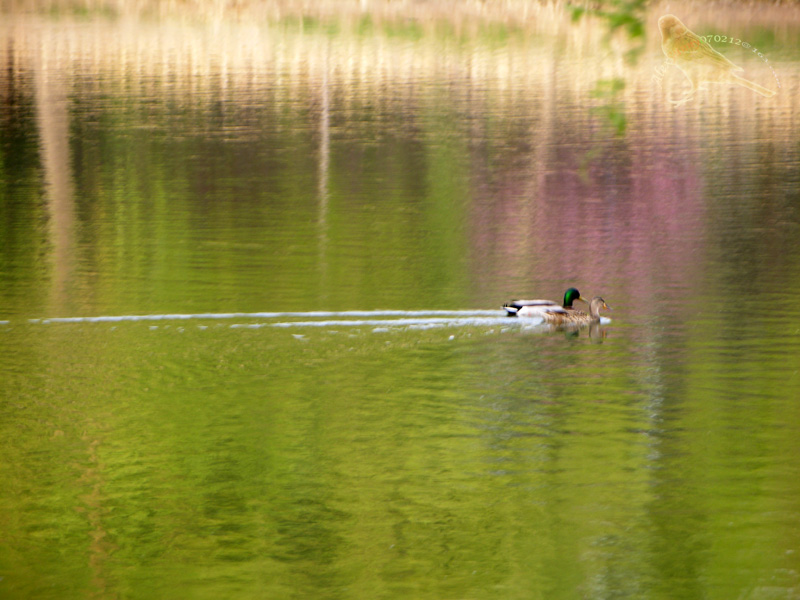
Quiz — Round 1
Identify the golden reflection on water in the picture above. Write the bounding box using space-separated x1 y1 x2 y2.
5 5 793 107
33 40 76 315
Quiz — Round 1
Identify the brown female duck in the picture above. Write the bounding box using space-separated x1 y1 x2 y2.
540 296 611 326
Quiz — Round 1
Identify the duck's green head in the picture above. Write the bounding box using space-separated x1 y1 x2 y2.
563 287 586 308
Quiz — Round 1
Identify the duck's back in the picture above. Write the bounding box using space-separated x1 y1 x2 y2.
504 299 563 317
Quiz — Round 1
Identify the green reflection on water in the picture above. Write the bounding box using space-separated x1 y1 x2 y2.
2 6 800 599
2 319 799 598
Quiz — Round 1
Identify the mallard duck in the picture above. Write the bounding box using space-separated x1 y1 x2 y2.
541 296 611 326
503 287 586 317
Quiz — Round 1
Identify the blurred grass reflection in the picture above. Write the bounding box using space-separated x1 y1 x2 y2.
2 5 796 318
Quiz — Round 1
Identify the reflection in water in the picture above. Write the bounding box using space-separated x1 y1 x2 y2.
1 5 800 600
33 36 75 315
2 12 795 319
317 38 330 301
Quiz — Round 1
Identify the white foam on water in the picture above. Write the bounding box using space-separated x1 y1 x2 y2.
15 310 608 332
229 316 514 329
27 309 502 325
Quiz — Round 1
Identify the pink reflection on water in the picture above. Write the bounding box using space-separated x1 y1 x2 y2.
468 103 708 327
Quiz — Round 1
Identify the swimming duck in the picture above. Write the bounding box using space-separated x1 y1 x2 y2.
541 296 611 326
504 287 586 317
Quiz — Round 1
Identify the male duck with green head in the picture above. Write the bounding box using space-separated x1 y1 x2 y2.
503 287 587 318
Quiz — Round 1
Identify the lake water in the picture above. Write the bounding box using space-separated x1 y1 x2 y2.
2 4 800 599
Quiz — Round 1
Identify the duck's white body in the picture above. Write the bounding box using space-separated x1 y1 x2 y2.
503 299 567 318
504 288 586 318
